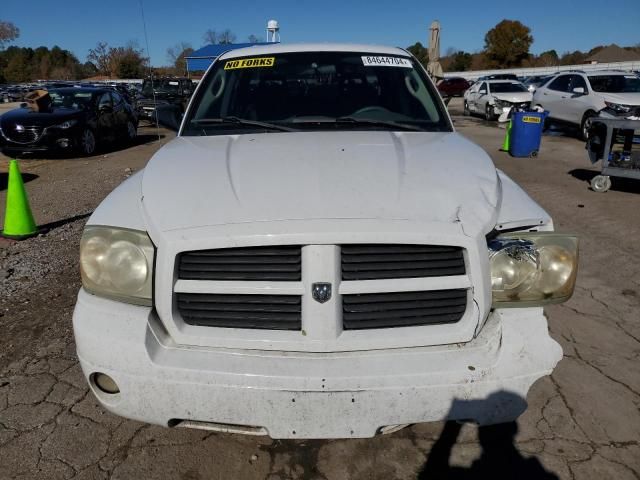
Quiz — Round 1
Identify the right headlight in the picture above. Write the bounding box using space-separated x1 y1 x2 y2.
489 233 578 307
80 226 155 306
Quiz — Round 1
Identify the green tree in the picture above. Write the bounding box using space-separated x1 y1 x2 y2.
406 42 428 68
537 49 558 67
484 19 533 68
81 61 98 78
449 51 472 71
559 50 587 65
3 49 31 82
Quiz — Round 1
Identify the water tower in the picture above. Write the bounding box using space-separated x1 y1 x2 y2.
267 20 280 42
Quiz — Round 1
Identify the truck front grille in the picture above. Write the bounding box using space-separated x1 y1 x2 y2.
342 289 467 330
177 293 302 330
178 246 302 281
172 243 471 336
341 244 465 280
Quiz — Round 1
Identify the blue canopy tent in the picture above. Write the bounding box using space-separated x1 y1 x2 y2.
185 43 277 73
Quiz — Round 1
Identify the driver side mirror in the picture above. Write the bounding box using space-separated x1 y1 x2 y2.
572 87 586 95
479 89 487 95
155 104 183 131
99 105 113 113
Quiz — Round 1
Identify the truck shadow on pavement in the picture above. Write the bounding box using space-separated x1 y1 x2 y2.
569 168 640 194
0 172 38 191
37 211 93 234
418 392 559 480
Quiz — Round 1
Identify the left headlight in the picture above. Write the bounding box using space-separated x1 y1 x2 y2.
55 119 78 129
80 226 155 306
604 101 632 114
489 232 578 307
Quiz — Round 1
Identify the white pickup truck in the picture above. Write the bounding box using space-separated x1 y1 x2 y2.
73 43 577 439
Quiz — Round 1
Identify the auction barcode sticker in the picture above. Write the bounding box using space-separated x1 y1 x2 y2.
361 56 412 68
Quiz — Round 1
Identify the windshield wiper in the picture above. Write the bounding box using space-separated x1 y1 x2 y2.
334 117 424 131
191 116 296 132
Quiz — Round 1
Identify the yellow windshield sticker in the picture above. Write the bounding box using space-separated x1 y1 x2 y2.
224 57 275 70
522 116 541 123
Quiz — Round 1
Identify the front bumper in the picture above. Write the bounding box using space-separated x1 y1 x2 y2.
0 129 79 153
73 289 562 439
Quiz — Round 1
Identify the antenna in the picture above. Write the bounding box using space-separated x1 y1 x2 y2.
138 0 161 141
267 20 280 43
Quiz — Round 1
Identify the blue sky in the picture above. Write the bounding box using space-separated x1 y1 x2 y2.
3 0 639 66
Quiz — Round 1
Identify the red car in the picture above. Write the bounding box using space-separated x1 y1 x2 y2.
437 77 471 97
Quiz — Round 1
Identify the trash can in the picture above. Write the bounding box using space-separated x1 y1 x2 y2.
509 111 548 157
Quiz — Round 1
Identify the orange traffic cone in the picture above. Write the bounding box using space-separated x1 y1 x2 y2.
1 159 37 239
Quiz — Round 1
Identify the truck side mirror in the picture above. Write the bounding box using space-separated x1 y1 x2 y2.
155 104 183 132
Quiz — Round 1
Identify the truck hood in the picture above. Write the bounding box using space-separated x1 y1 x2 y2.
493 92 533 103
141 131 500 235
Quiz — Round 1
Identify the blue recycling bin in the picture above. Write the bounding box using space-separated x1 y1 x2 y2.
509 111 548 157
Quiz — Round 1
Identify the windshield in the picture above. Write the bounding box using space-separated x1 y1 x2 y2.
49 90 94 110
588 75 640 93
142 79 181 95
182 51 451 135
490 82 527 93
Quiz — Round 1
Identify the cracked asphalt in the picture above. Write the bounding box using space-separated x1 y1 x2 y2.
1 98 639 479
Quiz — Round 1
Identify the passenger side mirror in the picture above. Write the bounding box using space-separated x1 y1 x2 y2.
572 87 586 95
155 104 183 131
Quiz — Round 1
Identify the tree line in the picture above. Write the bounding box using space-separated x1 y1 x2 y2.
408 19 640 73
1 19 261 82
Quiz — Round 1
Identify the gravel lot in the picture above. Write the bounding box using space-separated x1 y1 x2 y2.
1 98 639 479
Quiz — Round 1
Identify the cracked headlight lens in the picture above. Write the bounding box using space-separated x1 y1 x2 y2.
489 233 578 307
80 226 155 306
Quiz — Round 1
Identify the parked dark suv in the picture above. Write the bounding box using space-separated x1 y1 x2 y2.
0 87 138 156
136 77 195 123
437 77 470 97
